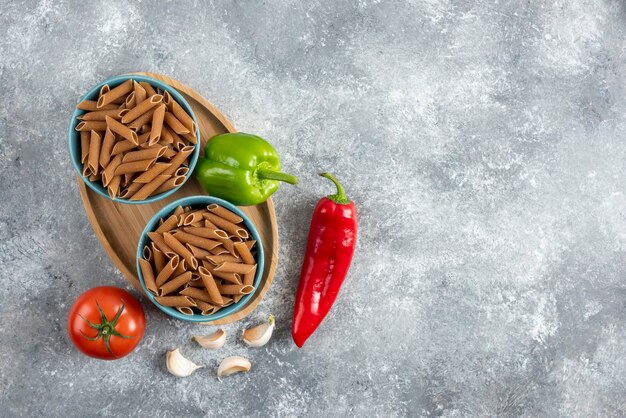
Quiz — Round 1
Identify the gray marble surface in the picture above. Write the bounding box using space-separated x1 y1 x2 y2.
1 0 626 416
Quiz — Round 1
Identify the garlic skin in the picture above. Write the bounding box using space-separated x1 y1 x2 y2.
166 348 203 377
217 356 251 380
242 314 275 347
193 329 226 349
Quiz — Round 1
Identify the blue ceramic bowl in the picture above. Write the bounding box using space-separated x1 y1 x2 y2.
68 74 201 204
136 196 264 322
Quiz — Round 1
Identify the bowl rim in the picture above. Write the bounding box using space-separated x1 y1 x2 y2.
67 74 201 205
135 196 265 322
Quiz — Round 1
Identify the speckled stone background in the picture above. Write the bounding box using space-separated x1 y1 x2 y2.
1 0 626 417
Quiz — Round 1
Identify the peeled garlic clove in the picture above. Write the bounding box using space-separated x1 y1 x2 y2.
166 348 203 377
217 356 251 380
242 314 275 347
193 329 226 349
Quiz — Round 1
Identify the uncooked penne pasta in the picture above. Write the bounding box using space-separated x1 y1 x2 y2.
245 240 256 250
207 203 244 224
216 284 254 295
148 231 175 256
110 139 137 156
125 91 136 109
214 262 256 275
205 254 241 265
163 232 199 270
134 81 147 104
133 162 171 184
155 295 196 308
139 81 157 96
203 213 249 239
234 242 255 265
183 210 206 226
155 255 179 287
106 115 138 145
75 121 108 131
102 154 123 187
164 111 190 134
186 244 212 260
174 166 189 177
99 84 110 96
80 131 90 164
151 175 185 195
171 231 221 252
128 107 156 131
183 227 228 240
194 300 218 315
142 244 153 261
77 100 118 111
159 271 192 296
161 146 194 176
161 125 174 144
163 91 172 106
122 146 166 163
150 104 166 145
210 246 230 256
114 159 155 176
137 131 150 145
107 175 122 199
138 258 158 296
170 99 194 133
155 214 179 234
97 79 133 108
203 262 242 284
79 109 126 121
121 94 163 124
99 128 116 168
177 307 195 315
242 265 257 286
87 130 102 175
179 286 213 304
152 242 166 272
130 174 171 201
198 267 224 305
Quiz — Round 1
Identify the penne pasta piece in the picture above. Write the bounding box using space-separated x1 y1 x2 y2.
180 286 213 304
210 246 229 256
203 212 249 239
80 131 90 164
242 265 257 287
171 231 220 252
155 255 179 287
137 131 151 145
143 245 154 265
151 176 185 195
203 261 242 284
205 254 241 265
114 159 155 176
107 175 122 199
102 154 123 186
87 130 102 175
99 84 110 97
152 242 166 272
181 132 198 145
139 258 158 296
186 244 212 260
163 232 198 270
149 104 166 145
77 100 117 111
106 115 138 144
139 81 157 96
133 162 171 184
155 295 196 308
79 109 127 121
183 227 229 240
155 214 179 234
194 300 218 315
148 232 175 257
161 125 174 144
220 297 234 307
170 99 195 133
97 79 133 108
245 240 256 250
159 271 192 296
207 204 244 224
173 205 185 216
82 165 92 177
172 257 187 277
134 81 147 104
174 166 189 177
234 242 256 265
162 147 177 159
122 172 134 188
161 146 195 176
75 121 107 132
197 267 224 305
128 107 156 131
125 91 136 109
177 307 195 315
183 210 206 226
99 128 116 168
122 146 166 163
164 112 190 134
163 91 172 107
111 139 137 156
214 262 256 275
187 279 205 288
172 135 186 151
88 172 101 182
216 284 254 295
130 174 171 201
121 94 163 124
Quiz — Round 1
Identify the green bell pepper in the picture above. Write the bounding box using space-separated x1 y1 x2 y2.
195 133 298 206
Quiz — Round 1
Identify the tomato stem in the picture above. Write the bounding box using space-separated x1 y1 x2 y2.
80 302 134 357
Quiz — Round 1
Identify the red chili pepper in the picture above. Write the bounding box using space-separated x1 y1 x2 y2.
292 173 358 347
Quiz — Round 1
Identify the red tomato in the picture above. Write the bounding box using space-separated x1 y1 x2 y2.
67 286 145 360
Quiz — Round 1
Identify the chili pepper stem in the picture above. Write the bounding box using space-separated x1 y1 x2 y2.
320 172 350 204
257 168 299 185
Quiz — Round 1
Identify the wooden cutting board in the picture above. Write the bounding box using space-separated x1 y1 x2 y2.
76 72 278 325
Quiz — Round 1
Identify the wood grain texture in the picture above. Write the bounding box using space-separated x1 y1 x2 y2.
77 72 278 325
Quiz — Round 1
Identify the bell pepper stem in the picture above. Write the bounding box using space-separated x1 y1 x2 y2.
257 168 299 185
320 172 350 204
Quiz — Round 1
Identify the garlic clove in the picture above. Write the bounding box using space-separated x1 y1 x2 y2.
217 356 251 380
166 348 203 377
242 314 275 347
193 329 226 349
